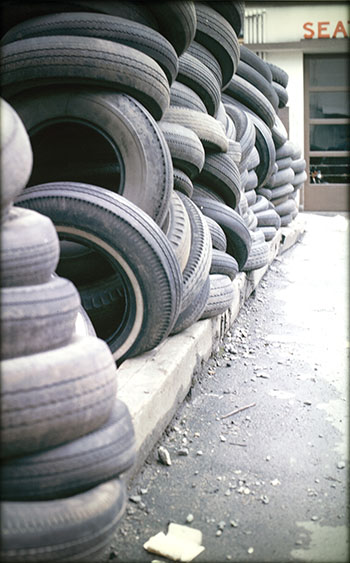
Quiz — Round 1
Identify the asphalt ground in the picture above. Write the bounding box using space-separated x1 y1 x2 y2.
110 212 349 563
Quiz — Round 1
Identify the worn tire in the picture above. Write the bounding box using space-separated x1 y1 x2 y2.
0 98 33 215
1 11 179 85
1 335 118 459
1 399 135 501
205 216 227 251
12 90 172 226
210 249 239 280
170 80 207 113
192 195 252 270
1 276 80 360
194 3 239 88
200 274 235 320
15 182 182 363
197 153 241 209
177 51 221 116
162 107 228 152
1 35 170 120
159 121 205 179
163 191 191 272
0 478 126 562
0 206 60 286
174 169 194 198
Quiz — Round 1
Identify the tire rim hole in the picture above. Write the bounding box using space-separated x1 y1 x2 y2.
27 120 125 192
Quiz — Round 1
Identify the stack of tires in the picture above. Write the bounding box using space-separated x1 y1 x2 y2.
0 99 136 562
1 1 305 355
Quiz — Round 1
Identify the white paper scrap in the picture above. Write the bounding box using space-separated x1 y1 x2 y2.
143 523 205 562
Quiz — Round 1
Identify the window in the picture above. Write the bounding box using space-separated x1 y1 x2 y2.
306 54 350 188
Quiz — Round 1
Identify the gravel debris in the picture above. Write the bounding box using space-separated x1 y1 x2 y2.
158 446 172 466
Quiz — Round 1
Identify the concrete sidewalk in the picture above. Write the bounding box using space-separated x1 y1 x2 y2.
118 214 307 479
111 211 349 563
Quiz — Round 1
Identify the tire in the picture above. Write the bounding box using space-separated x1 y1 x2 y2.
187 41 223 89
239 45 273 82
210 249 239 280
159 121 205 179
194 4 240 89
227 139 242 166
204 216 227 251
243 170 258 192
15 182 183 363
12 90 172 226
1 35 170 121
236 60 279 111
176 193 212 312
268 62 289 87
291 158 306 174
171 275 210 335
162 191 191 272
0 98 33 215
173 169 194 198
177 52 221 116
245 208 258 231
192 196 252 270
0 206 60 287
256 225 278 241
170 81 207 113
212 0 245 36
226 114 237 141
270 182 295 202
1 11 179 86
243 239 270 272
57 242 115 287
197 153 241 209
1 276 81 360
265 167 295 188
245 109 276 188
0 478 126 562
246 146 260 171
280 213 295 227
274 198 298 216
272 114 288 148
250 195 270 214
255 208 281 229
146 0 197 56
276 139 295 159
246 188 257 207
277 156 293 171
192 183 225 203
1 335 118 459
200 274 235 320
1 399 135 501
223 100 256 162
273 80 289 108
223 74 276 130
162 107 228 153
238 191 249 217
293 170 308 186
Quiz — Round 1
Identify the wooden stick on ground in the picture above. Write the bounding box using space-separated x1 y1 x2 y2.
220 402 256 420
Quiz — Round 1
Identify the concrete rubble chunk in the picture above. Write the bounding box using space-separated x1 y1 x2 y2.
158 446 172 466
144 522 205 562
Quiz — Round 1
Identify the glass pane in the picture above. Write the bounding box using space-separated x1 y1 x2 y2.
310 156 350 184
310 92 350 118
310 124 350 151
309 56 349 87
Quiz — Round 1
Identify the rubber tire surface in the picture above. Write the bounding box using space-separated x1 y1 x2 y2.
210 249 239 280
159 121 205 179
170 81 207 113
12 90 172 227
1 11 179 85
0 206 59 286
1 276 80 360
0 98 33 214
1 335 118 459
171 275 210 335
1 35 169 121
163 191 191 273
174 169 194 198
0 478 126 562
200 274 235 320
192 195 252 271
177 51 221 116
162 107 228 153
197 153 241 209
1 399 135 501
15 182 182 363
205 216 227 251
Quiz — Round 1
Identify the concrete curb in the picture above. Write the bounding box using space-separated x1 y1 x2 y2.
119 214 306 481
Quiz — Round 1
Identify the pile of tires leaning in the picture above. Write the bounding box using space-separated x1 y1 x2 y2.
0 0 307 365
0 98 137 561
0 1 308 558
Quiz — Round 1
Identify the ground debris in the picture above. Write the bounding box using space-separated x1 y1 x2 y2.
144 522 205 562
158 446 172 466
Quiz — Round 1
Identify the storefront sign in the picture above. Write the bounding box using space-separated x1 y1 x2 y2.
303 20 349 39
